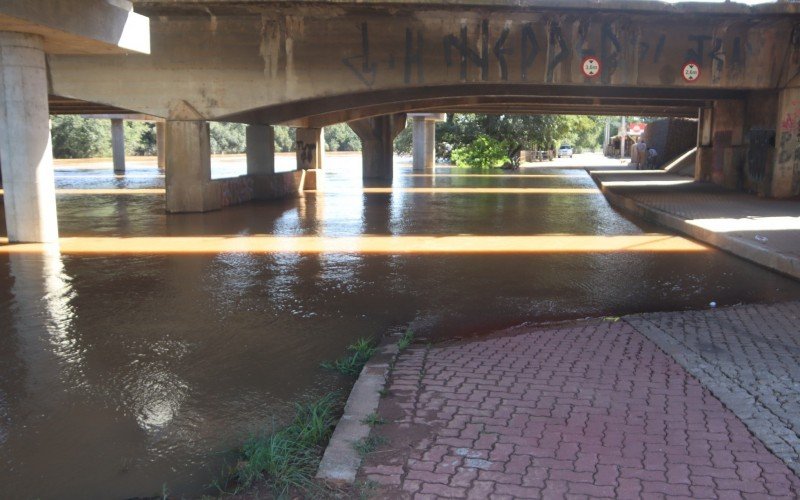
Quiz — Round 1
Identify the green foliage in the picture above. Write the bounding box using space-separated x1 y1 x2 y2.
321 337 376 376
393 119 412 155
51 115 111 158
274 125 296 152
361 413 386 426
353 435 387 458
234 393 342 496
209 122 247 154
325 123 361 151
397 329 415 351
50 116 158 158
451 135 508 168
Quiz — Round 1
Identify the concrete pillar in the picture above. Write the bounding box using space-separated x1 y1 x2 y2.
772 86 800 198
111 118 125 174
295 127 324 170
0 32 58 243
349 114 406 181
156 121 166 170
695 106 714 182
246 124 275 175
410 113 445 171
164 120 221 213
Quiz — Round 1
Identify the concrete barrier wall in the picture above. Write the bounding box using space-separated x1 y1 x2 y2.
209 170 308 208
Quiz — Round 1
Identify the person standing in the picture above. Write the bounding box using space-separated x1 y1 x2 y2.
633 137 647 170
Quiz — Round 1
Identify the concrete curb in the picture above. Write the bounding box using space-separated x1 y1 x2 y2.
315 330 404 485
591 176 800 281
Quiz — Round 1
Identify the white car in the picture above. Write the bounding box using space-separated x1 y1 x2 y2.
558 145 574 158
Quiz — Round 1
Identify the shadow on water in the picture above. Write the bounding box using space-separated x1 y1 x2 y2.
1 154 800 497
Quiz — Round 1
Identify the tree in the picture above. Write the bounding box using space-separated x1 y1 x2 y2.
51 115 112 158
274 125 296 152
450 135 508 168
209 122 247 154
324 123 361 151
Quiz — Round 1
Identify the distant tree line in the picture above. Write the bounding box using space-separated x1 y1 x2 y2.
49 116 363 158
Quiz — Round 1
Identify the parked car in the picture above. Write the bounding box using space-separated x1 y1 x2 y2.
558 145 574 158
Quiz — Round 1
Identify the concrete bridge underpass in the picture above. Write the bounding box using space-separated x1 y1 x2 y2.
1 0 800 243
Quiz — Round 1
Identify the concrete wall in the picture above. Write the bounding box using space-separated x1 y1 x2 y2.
642 118 697 169
46 5 798 123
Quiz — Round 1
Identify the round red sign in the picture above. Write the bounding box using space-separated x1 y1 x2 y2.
582 56 601 78
682 61 701 82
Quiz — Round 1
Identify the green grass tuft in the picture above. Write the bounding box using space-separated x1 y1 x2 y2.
321 337 376 376
397 329 415 351
233 393 342 497
353 435 387 458
361 413 386 426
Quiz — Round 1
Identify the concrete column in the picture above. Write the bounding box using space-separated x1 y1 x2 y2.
0 32 58 243
295 127 324 170
772 86 800 198
410 113 445 171
111 118 126 174
349 114 406 181
165 120 221 213
156 121 166 170
246 124 275 175
695 106 713 182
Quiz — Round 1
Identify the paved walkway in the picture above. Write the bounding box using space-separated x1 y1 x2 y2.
359 314 800 498
589 170 800 279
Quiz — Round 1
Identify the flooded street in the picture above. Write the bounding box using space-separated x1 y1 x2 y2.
2 153 800 498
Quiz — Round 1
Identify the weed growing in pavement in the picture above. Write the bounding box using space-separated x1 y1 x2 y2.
228 393 343 497
361 413 386 426
321 337 376 376
353 435 388 458
397 329 415 351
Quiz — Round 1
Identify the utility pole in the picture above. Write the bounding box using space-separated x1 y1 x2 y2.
620 116 627 159
603 118 611 155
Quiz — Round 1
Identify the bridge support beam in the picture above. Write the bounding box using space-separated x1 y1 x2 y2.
296 127 324 170
165 120 221 213
772 86 800 198
695 101 745 189
111 118 126 175
410 113 445 171
156 121 166 170
349 114 406 181
246 125 275 175
0 32 58 243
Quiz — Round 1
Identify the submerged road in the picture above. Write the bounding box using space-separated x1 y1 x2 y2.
1 153 799 498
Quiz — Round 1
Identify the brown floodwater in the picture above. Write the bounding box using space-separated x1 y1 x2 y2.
2 154 800 498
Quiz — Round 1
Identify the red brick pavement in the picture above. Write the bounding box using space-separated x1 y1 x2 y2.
359 320 800 499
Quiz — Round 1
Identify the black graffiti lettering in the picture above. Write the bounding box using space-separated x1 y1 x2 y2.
576 21 592 60
708 38 724 69
653 34 666 63
520 23 539 81
601 23 620 83
493 27 513 81
444 21 489 80
639 41 650 63
296 141 317 167
405 28 424 84
546 23 570 82
731 37 743 68
687 34 712 64
342 22 377 87
779 132 794 163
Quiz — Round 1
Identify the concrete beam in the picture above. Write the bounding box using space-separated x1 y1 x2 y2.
0 0 149 54
164 120 220 213
295 127 324 170
111 118 126 174
246 124 275 175
0 32 58 243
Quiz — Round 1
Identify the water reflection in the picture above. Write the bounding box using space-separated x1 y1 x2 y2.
2 154 800 498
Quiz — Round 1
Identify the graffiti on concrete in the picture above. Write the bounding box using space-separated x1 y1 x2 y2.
296 140 317 169
342 19 748 87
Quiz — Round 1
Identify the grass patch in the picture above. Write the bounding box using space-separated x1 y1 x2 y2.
229 393 343 497
397 329 415 351
321 337 376 376
353 435 388 458
361 413 386 426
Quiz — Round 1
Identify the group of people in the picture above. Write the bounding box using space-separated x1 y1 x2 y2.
630 137 658 170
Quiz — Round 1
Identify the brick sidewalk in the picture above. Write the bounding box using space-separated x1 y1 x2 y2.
359 320 800 498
